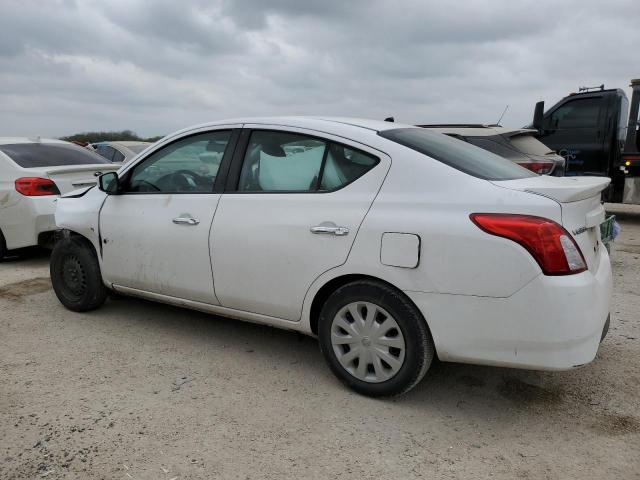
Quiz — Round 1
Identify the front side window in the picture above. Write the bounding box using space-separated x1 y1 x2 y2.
238 130 379 192
548 98 602 129
126 130 231 193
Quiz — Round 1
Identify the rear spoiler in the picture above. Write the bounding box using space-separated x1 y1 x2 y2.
492 176 611 203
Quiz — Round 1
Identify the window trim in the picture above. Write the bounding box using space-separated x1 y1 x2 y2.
117 129 240 195
225 128 380 194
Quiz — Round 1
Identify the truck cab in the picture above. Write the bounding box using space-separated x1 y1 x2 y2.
532 84 639 203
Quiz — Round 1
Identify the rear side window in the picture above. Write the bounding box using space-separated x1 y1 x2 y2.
95 144 115 161
238 130 379 192
112 149 125 163
0 143 109 168
379 128 535 180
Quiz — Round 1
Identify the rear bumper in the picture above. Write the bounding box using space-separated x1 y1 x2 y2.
406 245 613 370
0 195 57 250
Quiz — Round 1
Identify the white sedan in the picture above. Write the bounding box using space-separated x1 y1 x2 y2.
51 117 612 396
0 138 119 259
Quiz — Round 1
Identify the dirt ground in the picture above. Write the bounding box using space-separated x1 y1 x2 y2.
1 205 639 480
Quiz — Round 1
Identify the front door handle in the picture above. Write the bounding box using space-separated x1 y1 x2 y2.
173 216 200 226
310 222 349 236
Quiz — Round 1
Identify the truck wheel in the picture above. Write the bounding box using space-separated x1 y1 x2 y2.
318 279 435 397
50 236 108 312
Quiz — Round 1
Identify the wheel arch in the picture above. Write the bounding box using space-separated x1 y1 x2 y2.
57 229 101 258
307 273 435 350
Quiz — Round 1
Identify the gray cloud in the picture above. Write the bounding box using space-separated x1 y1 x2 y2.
0 0 638 137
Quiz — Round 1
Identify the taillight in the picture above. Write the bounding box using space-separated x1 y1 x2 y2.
15 177 60 196
516 161 554 175
470 213 587 275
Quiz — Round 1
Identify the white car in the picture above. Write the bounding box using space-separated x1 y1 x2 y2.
51 118 612 396
0 138 120 259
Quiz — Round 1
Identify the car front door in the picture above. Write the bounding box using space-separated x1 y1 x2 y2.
210 126 390 321
99 127 239 303
541 96 606 175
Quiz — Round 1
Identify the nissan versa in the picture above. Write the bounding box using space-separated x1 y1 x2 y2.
50 117 612 397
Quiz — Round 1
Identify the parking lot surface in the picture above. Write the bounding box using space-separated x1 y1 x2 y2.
1 205 639 479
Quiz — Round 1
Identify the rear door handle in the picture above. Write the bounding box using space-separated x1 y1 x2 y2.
173 216 200 226
310 222 349 236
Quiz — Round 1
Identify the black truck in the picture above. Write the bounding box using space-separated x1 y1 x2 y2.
531 79 640 204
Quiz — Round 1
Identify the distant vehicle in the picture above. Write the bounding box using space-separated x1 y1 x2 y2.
52 117 611 397
530 79 640 203
418 125 566 176
91 141 152 163
0 138 119 259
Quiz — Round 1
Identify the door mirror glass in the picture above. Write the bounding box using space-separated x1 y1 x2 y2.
98 172 119 194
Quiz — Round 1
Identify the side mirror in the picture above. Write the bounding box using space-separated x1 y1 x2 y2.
98 172 120 194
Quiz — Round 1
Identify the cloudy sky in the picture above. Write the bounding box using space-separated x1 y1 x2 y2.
0 0 638 138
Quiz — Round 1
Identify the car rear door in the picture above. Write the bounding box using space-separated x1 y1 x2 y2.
99 127 240 304
209 125 390 321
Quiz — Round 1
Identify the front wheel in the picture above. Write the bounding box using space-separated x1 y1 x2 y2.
318 280 435 397
50 236 108 312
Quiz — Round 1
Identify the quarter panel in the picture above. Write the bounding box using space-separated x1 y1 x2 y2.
55 186 106 254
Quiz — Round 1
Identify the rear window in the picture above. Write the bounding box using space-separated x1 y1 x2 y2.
508 134 555 156
379 128 536 180
0 143 110 168
465 137 529 161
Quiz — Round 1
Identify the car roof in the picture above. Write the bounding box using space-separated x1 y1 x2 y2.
97 141 152 147
0 137 71 146
419 125 538 137
167 116 416 139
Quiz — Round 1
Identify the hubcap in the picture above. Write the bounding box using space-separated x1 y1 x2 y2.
61 255 86 296
330 301 406 383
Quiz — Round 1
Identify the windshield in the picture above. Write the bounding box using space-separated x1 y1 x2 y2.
0 143 109 168
379 128 536 180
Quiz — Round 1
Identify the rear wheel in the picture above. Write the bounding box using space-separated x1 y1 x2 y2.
318 280 434 397
50 236 108 312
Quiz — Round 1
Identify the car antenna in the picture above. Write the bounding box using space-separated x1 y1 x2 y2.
495 105 509 126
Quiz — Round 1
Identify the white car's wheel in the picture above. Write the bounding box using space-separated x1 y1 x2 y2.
50 236 108 312
318 280 434 397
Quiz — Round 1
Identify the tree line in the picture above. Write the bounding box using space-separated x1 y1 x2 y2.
60 130 163 144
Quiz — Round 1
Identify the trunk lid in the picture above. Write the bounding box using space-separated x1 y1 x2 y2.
492 176 611 272
27 164 120 194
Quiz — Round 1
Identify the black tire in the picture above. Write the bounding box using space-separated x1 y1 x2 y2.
50 236 108 312
318 279 435 397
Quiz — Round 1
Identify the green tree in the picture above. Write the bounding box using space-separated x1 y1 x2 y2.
60 130 164 144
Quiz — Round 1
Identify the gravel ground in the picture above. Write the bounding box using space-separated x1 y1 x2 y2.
1 205 639 479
